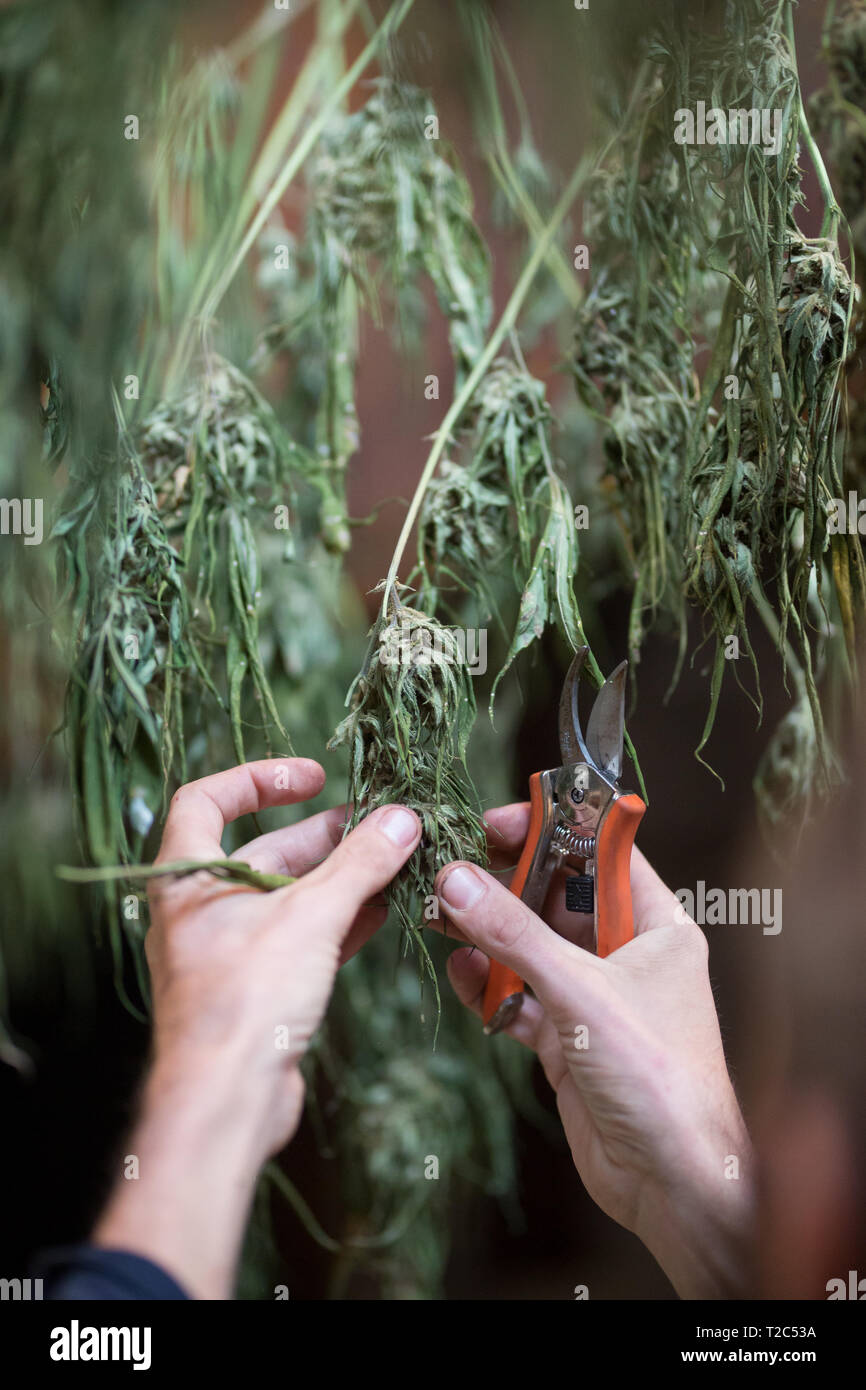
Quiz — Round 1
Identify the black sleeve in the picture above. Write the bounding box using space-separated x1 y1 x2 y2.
32 1244 190 1300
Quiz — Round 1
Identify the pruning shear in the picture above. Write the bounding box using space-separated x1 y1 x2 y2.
482 646 646 1035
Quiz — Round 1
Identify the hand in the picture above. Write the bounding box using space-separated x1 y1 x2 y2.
433 803 755 1299
144 757 420 1159
92 758 420 1297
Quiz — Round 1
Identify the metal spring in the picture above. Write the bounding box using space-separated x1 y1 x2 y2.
553 824 595 859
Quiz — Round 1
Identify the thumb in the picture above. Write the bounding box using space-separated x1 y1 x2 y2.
282 804 421 944
435 861 591 1018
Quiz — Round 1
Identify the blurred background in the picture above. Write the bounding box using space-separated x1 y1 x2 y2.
0 0 854 1300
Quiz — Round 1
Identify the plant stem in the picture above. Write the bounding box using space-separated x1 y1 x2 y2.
57 858 296 891
823 0 838 42
466 7 579 307
166 0 401 391
201 0 415 340
223 0 313 69
752 582 805 686
382 149 602 610
237 0 363 227
786 5 841 238
489 152 581 309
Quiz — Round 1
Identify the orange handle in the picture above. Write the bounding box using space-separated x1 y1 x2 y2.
595 794 646 957
481 772 545 1033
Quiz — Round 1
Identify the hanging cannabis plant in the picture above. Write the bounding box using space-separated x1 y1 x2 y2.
329 145 607 972
62 0 536 1299
811 0 866 474
573 0 864 834
8 0 858 1306
255 76 491 556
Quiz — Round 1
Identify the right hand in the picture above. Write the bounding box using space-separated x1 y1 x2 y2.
433 802 755 1298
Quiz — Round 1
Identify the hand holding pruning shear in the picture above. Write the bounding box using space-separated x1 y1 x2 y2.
433 649 754 1297
479 646 647 1033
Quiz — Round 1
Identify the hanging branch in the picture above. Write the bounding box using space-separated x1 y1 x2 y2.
572 0 862 825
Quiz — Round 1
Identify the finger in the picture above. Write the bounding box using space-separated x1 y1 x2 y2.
482 804 592 940
426 861 595 945
483 802 531 856
629 847 691 934
340 903 388 964
482 803 531 875
484 804 679 940
434 862 594 1018
233 804 347 878
238 806 390 960
277 804 421 945
427 879 596 951
447 946 573 1102
450 945 586 1117
156 759 326 864
446 945 546 1050
424 913 473 945
480 802 596 945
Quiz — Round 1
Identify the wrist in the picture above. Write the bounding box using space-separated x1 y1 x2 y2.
91 1051 279 1298
636 1121 756 1298
142 1047 273 1171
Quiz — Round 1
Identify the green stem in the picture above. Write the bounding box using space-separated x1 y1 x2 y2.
786 5 841 238
823 0 838 42
752 580 805 690
236 0 364 228
165 0 367 390
489 152 581 308
224 0 315 68
200 0 415 340
466 7 579 307
57 858 296 892
264 1163 342 1253
382 150 601 609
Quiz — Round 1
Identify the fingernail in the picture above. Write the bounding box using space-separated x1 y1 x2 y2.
380 807 419 846
439 865 484 909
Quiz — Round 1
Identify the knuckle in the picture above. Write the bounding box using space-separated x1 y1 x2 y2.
334 823 393 882
486 900 532 956
336 830 372 869
146 875 176 907
286 876 347 933
282 877 323 916
679 920 709 962
287 1070 306 1105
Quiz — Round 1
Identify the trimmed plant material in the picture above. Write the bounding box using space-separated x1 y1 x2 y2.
330 592 487 1001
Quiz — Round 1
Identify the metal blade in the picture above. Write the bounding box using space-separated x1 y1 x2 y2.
558 647 589 765
585 660 627 779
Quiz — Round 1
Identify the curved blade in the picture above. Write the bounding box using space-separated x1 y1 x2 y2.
585 660 627 779
558 647 590 765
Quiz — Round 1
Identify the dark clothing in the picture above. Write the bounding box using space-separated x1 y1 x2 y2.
33 1245 189 1300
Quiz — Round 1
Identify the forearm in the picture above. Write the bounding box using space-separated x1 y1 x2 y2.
91 1053 268 1300
637 1119 757 1299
